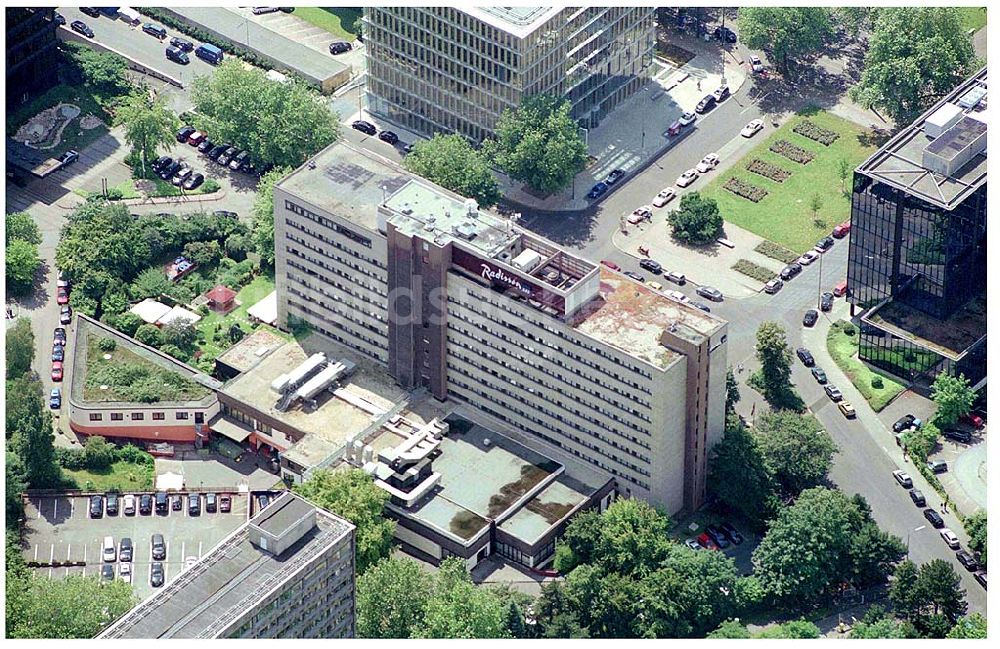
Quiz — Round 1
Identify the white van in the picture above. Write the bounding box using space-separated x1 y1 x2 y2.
102 536 116 563
118 7 141 25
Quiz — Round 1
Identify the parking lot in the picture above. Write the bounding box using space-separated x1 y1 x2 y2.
22 492 249 600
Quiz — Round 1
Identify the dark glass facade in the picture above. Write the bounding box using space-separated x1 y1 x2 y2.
847 175 987 384
6 7 59 109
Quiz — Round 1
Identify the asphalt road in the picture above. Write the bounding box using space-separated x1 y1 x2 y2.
18 19 986 614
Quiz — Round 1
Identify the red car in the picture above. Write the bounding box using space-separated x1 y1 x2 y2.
187 130 207 146
832 221 852 238
601 260 621 271
56 286 69 304
697 532 719 550
960 413 984 429
51 361 64 382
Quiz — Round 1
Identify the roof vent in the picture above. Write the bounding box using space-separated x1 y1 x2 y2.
464 198 479 216
922 115 987 177
957 85 987 110
924 103 963 139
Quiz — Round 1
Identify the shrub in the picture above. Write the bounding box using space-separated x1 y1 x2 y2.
55 447 87 470
872 376 884 389
754 240 799 263
134 323 164 347
98 338 117 352
746 158 791 182
769 139 815 164
793 119 840 145
732 259 777 283
842 324 856 336
117 443 154 466
723 177 768 202
201 178 221 193
83 435 116 470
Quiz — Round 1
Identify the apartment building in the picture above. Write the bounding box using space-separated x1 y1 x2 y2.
363 6 656 141
847 68 987 388
274 141 728 513
99 492 355 639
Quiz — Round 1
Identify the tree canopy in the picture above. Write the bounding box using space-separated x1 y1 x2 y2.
930 372 976 427
6 318 35 380
754 411 837 496
963 510 986 568
293 468 395 573
850 7 979 127
707 414 779 529
890 558 968 636
6 239 41 296
250 166 291 267
6 368 62 489
114 92 180 175
483 94 587 194
61 42 130 96
404 134 502 207
191 60 338 169
5 211 42 246
667 192 723 245
752 321 801 410
737 8 833 76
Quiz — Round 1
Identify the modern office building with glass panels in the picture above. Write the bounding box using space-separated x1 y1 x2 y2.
363 6 655 142
847 68 987 388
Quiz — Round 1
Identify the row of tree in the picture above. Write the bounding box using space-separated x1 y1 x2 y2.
6 212 43 296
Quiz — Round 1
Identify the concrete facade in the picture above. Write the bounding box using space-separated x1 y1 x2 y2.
363 6 656 141
273 141 729 513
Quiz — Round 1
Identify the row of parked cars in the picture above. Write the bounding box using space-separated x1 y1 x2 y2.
685 522 744 552
89 492 232 518
351 119 402 147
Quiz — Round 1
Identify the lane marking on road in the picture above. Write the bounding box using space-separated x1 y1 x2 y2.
181 541 186 563
198 541 203 557
52 498 58 519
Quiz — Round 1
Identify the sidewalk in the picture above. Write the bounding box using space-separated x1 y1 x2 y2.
501 45 749 212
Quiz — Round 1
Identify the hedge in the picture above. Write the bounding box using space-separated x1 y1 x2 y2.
746 158 791 183
793 119 840 146
732 259 777 283
754 240 799 264
723 177 768 202
769 139 815 164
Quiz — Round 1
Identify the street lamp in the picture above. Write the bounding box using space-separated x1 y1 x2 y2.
906 525 926 557
641 86 649 151
816 248 824 309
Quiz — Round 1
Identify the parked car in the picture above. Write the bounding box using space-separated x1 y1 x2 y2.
142 23 167 39
763 278 783 294
715 26 737 43
820 292 834 311
960 413 984 429
158 161 181 180
151 534 166 560
652 187 676 207
586 182 609 200
676 169 699 187
797 250 820 266
780 262 802 281
51 361 64 382
58 150 79 166
197 138 215 153
923 508 945 528
170 36 194 51
119 561 132 583
815 236 835 253
832 221 851 238
833 280 849 297
825 384 843 401
956 550 980 572
678 111 697 126
187 492 201 515
139 494 153 515
892 414 920 433
696 153 720 173
909 489 926 507
49 388 62 409
943 429 972 444
706 524 730 549
691 301 711 313
70 20 94 38
623 271 644 282
54 12 66 25
939 528 960 549
697 532 719 550
712 85 731 102
218 147 238 166
604 169 626 185
187 130 207 146
80 7 101 17
119 537 133 562
892 470 913 489
90 495 103 518
59 305 72 324
171 166 193 186
378 130 399 145
974 571 986 589
695 94 717 113
106 492 119 516
252 7 281 15
154 492 168 514
229 150 250 171
696 286 723 301
646 280 663 291
639 259 661 274
56 285 69 305
220 495 232 513
152 155 172 171
600 260 620 271
665 271 686 285
258 493 271 510
207 144 227 160
51 345 64 362
684 538 701 551
351 120 377 136
206 493 218 513
151 562 164 587
811 367 827 383
176 125 196 142
123 494 136 516
182 173 205 190
839 401 857 418
165 45 189 64
329 40 352 54
741 119 764 138
796 347 815 366
720 522 744 545
927 459 948 474
628 205 653 224
749 54 764 72
172 495 183 511
665 290 690 304
101 564 115 582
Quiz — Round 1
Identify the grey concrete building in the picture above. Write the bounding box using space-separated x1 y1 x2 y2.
99 492 355 639
274 141 728 514
363 6 656 141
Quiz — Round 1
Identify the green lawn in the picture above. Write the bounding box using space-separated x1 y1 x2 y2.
63 461 154 491
826 321 905 412
195 273 290 359
74 176 219 201
700 109 878 253
83 333 211 402
293 7 362 40
956 7 987 33
7 83 110 156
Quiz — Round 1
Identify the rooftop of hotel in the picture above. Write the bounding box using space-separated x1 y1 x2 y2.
70 315 221 408
99 493 353 639
857 67 987 210
218 335 406 466
459 6 564 38
570 268 726 369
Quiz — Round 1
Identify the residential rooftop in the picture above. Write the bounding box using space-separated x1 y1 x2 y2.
70 315 220 408
857 67 987 210
459 6 563 39
570 268 726 369
98 492 354 639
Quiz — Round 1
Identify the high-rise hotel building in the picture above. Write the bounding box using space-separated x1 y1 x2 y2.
363 6 656 142
274 141 728 513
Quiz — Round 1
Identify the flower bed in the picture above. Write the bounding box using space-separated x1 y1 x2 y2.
754 240 799 264
732 259 777 283
793 119 840 146
723 177 768 202
769 139 815 164
746 158 791 183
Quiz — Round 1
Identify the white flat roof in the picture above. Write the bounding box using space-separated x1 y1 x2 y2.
458 6 563 39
